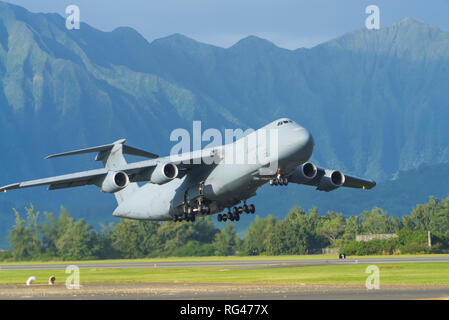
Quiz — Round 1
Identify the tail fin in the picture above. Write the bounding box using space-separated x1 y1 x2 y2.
46 139 158 204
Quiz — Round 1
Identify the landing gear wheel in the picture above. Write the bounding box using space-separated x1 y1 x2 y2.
201 205 210 215
243 204 249 213
227 212 233 220
249 204 255 214
234 213 240 221
222 215 227 222
217 214 223 222
232 207 238 215
273 179 279 186
283 177 289 185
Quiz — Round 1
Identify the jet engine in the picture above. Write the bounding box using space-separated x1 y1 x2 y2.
150 163 179 185
289 162 318 184
101 171 130 193
317 170 345 191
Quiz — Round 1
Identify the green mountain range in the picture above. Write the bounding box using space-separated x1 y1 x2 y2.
1 1 449 247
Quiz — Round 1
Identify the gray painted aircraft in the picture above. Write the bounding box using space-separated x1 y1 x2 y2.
0 118 375 222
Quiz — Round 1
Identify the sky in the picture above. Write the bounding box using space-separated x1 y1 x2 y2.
3 0 449 49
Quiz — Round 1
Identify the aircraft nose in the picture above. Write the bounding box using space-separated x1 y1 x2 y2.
294 127 314 158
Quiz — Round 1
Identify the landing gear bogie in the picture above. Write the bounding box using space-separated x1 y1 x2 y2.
217 203 256 222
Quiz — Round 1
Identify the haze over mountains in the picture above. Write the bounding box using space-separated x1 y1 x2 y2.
0 1 449 246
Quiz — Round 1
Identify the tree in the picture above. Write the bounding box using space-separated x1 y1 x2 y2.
8 204 43 260
191 216 218 244
317 212 344 244
242 215 278 255
111 219 160 258
55 213 99 260
343 215 360 240
266 206 324 255
360 208 395 234
155 221 197 256
213 223 240 256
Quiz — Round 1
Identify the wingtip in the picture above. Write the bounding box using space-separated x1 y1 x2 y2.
0 183 20 192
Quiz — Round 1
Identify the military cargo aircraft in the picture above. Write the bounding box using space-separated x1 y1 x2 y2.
0 118 375 222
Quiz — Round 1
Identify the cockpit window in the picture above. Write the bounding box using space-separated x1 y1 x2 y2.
277 120 293 126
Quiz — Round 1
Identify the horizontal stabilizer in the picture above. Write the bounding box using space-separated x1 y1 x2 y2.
45 139 158 160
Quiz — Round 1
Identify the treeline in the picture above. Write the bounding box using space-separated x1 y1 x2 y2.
1 196 449 261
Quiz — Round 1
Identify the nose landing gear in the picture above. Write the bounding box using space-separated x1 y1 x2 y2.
269 176 289 186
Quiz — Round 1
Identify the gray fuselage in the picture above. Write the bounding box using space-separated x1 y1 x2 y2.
112 118 314 220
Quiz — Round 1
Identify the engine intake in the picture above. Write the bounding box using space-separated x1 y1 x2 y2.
101 171 129 193
150 163 179 185
318 170 345 191
289 162 318 184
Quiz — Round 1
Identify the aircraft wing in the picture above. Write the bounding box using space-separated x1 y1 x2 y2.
289 164 376 191
0 168 109 192
0 151 220 192
341 173 376 190
310 167 376 190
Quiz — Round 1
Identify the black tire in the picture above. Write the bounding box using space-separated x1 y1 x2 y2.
249 204 255 214
217 214 223 222
243 204 249 213
228 212 233 220
232 207 238 215
273 179 279 186
234 214 240 221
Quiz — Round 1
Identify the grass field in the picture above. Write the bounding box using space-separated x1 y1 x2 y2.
1 260 448 286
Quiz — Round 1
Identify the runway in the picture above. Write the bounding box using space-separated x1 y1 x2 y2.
1 255 449 271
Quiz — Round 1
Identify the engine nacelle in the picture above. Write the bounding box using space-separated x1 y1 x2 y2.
289 162 318 184
101 171 129 193
317 170 345 192
150 163 179 185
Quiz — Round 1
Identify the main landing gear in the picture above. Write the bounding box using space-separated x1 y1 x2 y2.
217 203 255 223
172 203 211 223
